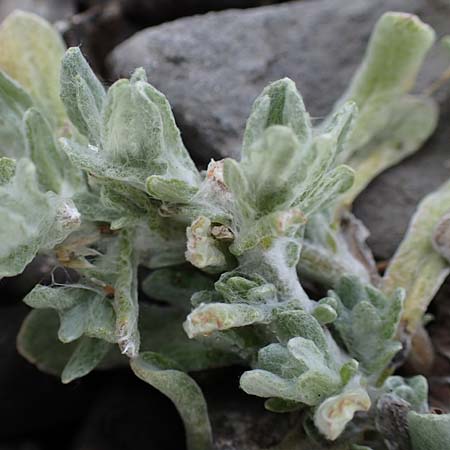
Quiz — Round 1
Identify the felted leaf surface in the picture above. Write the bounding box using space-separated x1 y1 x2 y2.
383 180 450 336
130 352 213 450
0 11 67 126
0 158 80 277
331 276 404 375
0 70 32 158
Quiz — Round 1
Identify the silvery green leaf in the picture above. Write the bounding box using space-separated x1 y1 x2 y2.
61 337 111 384
139 304 237 371
240 335 343 406
408 412 450 450
60 47 106 144
383 179 450 337
335 12 435 157
243 77 312 154
0 158 80 277
330 276 404 375
17 309 77 376
228 208 306 256
239 125 309 214
0 11 67 126
23 285 117 344
137 218 187 268
0 70 32 158
114 228 140 357
72 190 120 223
142 267 214 310
62 67 200 197
24 107 83 196
339 95 438 207
130 352 213 450
314 381 371 441
382 375 428 413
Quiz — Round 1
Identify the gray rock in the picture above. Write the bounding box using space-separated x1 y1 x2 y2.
121 0 289 25
108 0 450 260
0 0 75 23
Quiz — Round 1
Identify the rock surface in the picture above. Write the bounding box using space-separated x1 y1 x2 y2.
121 0 290 25
109 0 450 260
0 0 75 23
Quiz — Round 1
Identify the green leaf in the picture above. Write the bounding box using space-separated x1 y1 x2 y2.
23 285 117 344
383 180 450 337
0 70 33 158
17 309 77 376
24 107 83 195
336 11 435 156
139 304 237 372
114 229 140 357
243 77 312 154
61 337 111 384
382 375 428 413
130 352 213 450
331 276 404 375
142 267 214 310
408 412 450 450
62 67 200 196
339 95 438 207
0 11 67 126
0 158 80 277
60 47 106 144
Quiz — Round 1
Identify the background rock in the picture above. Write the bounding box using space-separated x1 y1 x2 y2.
121 0 291 25
108 0 450 260
0 0 75 23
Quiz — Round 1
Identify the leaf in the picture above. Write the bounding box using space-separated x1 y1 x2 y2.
24 107 83 195
408 412 450 450
186 216 229 273
0 11 67 126
331 276 404 375
339 95 438 207
242 77 312 154
61 337 111 384
23 285 117 344
184 302 271 338
130 352 213 450
114 229 140 357
60 47 106 144
17 309 77 376
383 180 450 336
0 158 80 277
314 383 371 441
0 70 33 158
336 12 435 156
141 267 214 310
62 67 200 197
139 304 237 372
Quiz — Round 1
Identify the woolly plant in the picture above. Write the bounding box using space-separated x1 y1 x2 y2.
1 9 450 450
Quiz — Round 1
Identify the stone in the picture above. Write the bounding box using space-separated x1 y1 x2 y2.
121 0 288 26
0 0 75 23
108 0 450 260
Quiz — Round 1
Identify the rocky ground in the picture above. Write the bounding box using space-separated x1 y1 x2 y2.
2 0 450 449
